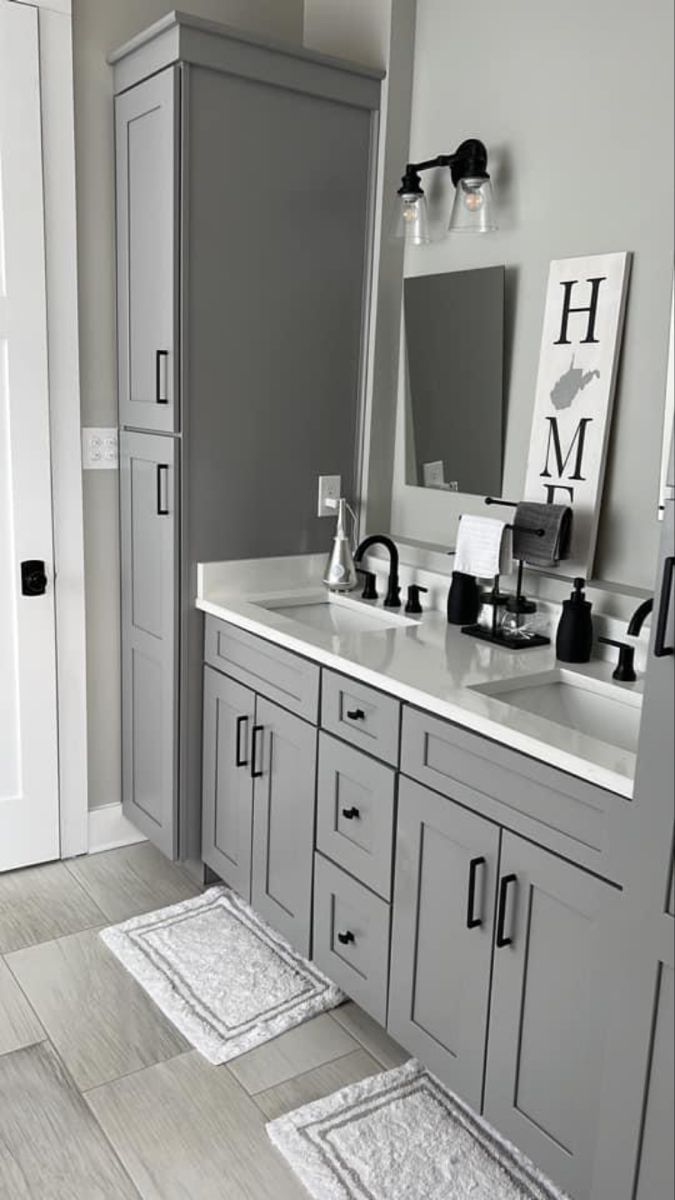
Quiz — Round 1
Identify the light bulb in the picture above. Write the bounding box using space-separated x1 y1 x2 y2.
462 183 484 212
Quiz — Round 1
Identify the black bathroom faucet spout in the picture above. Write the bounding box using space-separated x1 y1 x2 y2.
354 536 401 608
627 597 654 637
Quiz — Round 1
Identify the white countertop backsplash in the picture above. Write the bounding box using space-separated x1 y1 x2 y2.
197 553 649 799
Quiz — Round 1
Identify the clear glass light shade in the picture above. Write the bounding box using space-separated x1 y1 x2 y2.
448 176 498 233
395 191 431 245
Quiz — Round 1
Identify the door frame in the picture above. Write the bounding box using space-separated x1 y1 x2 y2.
10 0 89 858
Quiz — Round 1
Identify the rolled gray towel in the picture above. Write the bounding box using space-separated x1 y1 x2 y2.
513 502 572 566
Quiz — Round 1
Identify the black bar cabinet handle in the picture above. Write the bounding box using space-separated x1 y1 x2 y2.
496 874 518 948
341 807 360 821
337 931 355 946
466 856 486 930
156 465 169 515
156 350 169 404
250 724 264 779
654 556 675 658
235 715 248 768
346 708 365 721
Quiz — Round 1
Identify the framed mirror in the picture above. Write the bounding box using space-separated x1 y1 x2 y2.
403 265 505 497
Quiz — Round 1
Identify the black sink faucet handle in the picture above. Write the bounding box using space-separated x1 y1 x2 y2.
598 635 637 683
405 584 428 615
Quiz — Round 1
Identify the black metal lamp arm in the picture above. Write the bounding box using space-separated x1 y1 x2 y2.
399 139 489 195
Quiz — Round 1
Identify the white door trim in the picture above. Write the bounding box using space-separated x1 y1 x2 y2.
12 0 71 14
13 0 88 857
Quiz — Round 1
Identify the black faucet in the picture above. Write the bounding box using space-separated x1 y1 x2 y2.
599 597 654 682
354 535 401 608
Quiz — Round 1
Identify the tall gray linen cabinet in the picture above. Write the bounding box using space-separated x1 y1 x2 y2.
111 14 382 870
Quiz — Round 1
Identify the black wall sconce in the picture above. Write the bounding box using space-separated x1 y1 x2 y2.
395 138 497 245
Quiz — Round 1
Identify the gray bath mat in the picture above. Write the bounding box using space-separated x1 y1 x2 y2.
100 886 344 1064
267 1059 569 1200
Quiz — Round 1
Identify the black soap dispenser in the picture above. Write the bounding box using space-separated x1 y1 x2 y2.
556 578 593 663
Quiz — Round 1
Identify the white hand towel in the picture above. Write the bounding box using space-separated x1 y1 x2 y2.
454 516 513 579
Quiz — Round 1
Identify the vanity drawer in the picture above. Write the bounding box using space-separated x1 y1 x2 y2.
313 853 391 1025
401 706 622 882
316 734 396 900
321 670 400 765
204 616 319 723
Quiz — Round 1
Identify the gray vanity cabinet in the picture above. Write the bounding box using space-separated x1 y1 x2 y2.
484 833 616 1200
201 619 319 954
201 667 255 900
115 67 178 434
120 431 178 857
251 698 317 957
388 778 500 1113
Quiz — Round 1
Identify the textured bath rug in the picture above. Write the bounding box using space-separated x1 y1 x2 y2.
100 886 344 1064
267 1059 570 1200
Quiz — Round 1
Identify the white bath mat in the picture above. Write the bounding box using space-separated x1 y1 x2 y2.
267 1059 570 1200
100 886 344 1064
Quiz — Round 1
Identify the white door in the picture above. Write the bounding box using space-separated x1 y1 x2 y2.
0 0 59 871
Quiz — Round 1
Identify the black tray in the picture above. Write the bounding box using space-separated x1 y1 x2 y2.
461 624 551 651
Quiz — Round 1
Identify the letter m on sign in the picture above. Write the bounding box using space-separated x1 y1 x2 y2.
523 252 631 577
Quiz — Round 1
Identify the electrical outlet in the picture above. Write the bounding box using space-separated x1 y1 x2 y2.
317 474 341 517
82 427 119 470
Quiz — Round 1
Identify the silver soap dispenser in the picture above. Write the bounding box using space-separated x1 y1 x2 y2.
323 498 357 592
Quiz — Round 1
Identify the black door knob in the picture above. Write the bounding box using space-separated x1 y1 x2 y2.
21 560 48 596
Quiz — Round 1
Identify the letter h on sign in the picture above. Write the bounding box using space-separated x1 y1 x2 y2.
554 277 607 346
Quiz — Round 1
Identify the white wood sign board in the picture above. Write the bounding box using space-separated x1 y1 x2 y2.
523 252 631 576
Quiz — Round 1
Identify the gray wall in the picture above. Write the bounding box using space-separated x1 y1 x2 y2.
73 0 304 810
388 0 674 592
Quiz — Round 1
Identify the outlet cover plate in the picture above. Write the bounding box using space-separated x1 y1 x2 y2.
82 427 119 470
317 474 341 517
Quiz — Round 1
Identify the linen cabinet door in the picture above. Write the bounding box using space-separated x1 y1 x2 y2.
120 431 178 858
201 667 255 901
388 778 500 1112
251 698 317 957
485 833 616 1200
115 67 179 432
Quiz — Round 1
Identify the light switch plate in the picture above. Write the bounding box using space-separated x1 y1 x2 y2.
317 474 341 517
82 427 119 470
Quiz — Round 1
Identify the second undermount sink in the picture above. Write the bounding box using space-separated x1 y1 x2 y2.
470 669 643 753
252 592 416 636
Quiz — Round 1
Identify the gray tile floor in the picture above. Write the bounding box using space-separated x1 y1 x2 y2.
0 844 407 1198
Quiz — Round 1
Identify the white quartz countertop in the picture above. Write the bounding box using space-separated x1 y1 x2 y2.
197 555 642 798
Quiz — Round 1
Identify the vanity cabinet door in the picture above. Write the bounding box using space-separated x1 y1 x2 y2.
201 667 255 901
484 833 615 1200
251 698 317 957
388 778 500 1112
120 431 178 858
115 67 179 433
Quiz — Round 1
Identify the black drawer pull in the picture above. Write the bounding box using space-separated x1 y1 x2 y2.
496 874 518 948
251 724 264 779
156 464 169 515
466 856 486 930
235 715 248 768
337 931 355 946
341 806 360 821
346 708 365 721
654 555 674 658
156 350 169 404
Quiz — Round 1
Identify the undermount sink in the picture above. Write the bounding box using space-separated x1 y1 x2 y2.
252 592 415 636
470 669 643 754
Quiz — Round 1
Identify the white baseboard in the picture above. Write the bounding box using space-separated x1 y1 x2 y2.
88 803 146 855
